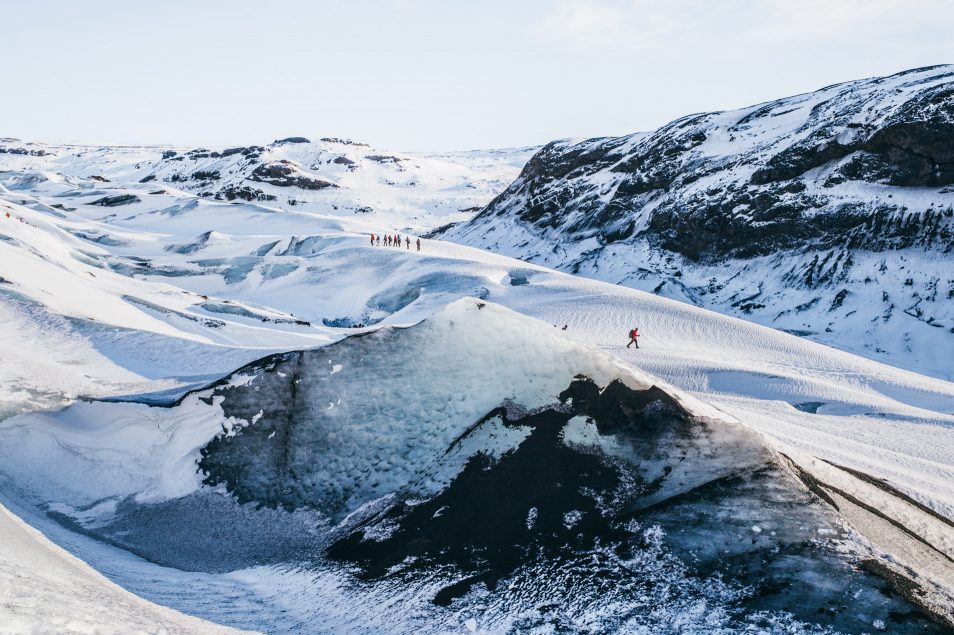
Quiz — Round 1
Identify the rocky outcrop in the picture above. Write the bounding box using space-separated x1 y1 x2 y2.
248 161 337 190
89 194 140 207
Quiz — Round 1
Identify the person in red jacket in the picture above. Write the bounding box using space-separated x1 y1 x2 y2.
627 327 640 349
370 233 375 246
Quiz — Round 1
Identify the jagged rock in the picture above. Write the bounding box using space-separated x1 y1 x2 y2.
217 185 276 202
365 154 403 163
248 161 336 190
89 194 140 207
0 147 50 157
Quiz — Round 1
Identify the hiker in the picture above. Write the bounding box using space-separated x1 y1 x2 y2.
627 327 640 349
386 235 391 247
394 234 400 247
416 237 421 251
376 235 381 246
370 233 375 246
405 236 410 249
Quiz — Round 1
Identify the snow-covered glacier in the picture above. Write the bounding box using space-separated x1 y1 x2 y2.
1 301 950 633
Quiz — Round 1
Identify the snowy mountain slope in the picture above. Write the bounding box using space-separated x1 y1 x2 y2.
1 151 953 631
0 136 536 232
1 301 951 633
437 65 954 379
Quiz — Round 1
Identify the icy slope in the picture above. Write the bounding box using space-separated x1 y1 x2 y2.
1 300 950 633
0 499 250 635
438 65 954 377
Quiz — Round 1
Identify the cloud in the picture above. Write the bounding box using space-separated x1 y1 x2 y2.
536 0 681 50
536 0 954 52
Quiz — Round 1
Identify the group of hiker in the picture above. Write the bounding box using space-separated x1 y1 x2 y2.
371 232 420 251
2 211 36 228
371 229 645 349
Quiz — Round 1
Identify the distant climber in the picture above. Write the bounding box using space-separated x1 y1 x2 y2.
370 233 375 246
562 324 568 330
405 236 410 249
627 327 640 349
416 238 421 251
385 235 391 247
376 235 381 246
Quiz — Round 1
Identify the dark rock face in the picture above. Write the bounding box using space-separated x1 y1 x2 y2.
217 185 276 202
0 146 50 157
272 136 311 145
248 161 337 190
320 137 369 147
365 154 404 163
220 145 263 157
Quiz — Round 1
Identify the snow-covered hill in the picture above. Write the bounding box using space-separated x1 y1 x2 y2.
0 136 535 232
437 65 954 379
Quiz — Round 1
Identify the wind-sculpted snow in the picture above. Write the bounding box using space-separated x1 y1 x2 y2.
439 65 954 378
1 301 950 632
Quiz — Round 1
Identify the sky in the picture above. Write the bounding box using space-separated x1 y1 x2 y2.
4 0 954 151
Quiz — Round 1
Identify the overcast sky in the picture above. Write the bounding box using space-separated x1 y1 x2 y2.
4 0 953 150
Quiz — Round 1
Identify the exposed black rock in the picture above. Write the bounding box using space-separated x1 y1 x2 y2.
0 147 50 156
320 137 369 147
365 154 404 163
248 161 337 190
216 185 276 202
89 194 140 207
